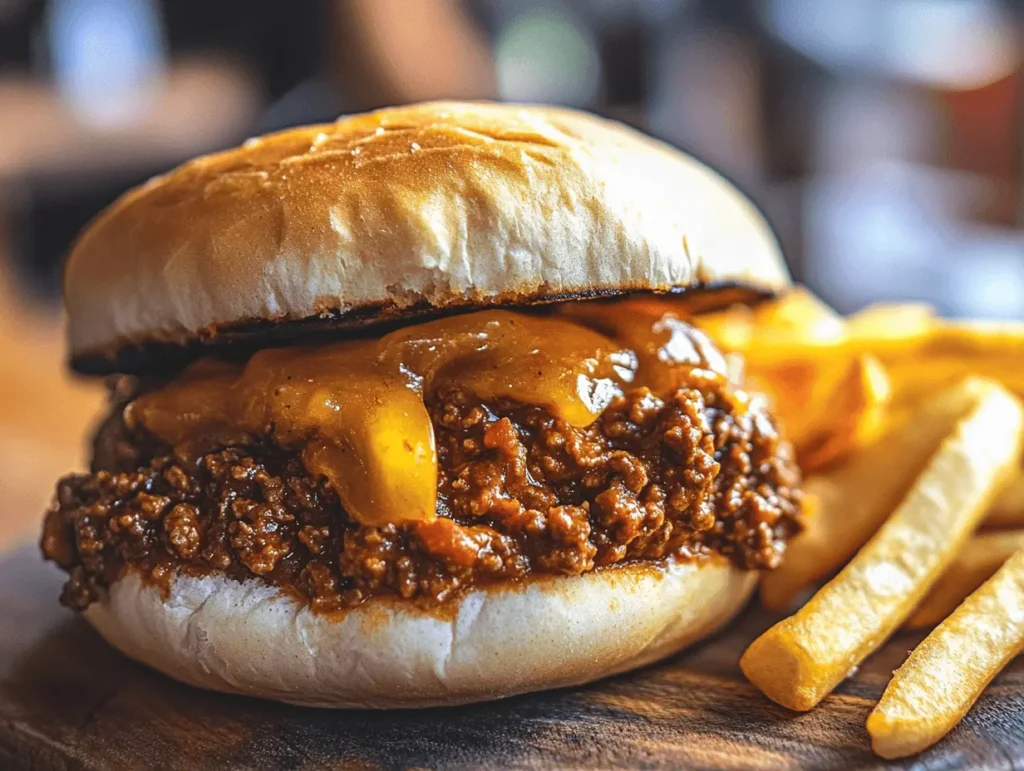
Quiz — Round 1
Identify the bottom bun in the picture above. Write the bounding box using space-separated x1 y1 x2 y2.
85 558 756 708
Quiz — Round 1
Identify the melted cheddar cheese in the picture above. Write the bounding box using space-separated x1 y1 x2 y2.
128 305 730 526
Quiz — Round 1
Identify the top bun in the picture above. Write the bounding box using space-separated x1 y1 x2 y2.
63 101 789 370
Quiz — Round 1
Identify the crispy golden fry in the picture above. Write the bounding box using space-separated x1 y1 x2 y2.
696 286 844 353
988 472 1024 527
795 355 890 472
749 355 886 472
744 344 892 472
914 320 1024 355
884 357 1024 405
743 359 817 438
695 291 1023 478
868 548 1024 759
740 312 1024 389
906 529 1024 629
831 335 1020 400
845 302 936 342
742 378 1024 711
698 290 1022 364
759 386 980 611
753 287 846 343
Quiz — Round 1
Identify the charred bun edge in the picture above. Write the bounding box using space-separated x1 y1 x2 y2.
70 282 775 376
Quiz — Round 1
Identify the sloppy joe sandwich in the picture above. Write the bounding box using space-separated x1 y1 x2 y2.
41 101 804 708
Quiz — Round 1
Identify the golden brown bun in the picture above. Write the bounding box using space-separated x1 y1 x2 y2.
84 558 755 708
64 101 789 366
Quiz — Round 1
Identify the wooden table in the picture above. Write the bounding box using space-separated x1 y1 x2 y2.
0 251 104 549
2 547 1023 770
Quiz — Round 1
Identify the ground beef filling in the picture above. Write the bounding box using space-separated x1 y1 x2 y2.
43 381 804 612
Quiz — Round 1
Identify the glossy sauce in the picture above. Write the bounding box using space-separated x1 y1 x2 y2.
129 307 731 527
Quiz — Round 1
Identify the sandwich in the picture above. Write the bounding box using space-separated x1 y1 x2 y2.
41 101 804 707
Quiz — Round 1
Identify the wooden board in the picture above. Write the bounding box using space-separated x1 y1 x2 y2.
2 548 1024 770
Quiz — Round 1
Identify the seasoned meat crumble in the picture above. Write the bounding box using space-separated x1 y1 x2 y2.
43 376 804 612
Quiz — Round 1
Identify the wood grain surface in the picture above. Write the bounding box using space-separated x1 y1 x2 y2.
0 252 104 549
2 549 1023 770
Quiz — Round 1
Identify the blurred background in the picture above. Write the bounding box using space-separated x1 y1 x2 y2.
1 0 1023 543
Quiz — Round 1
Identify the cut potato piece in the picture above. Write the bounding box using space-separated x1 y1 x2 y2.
869 548 1024 758
742 378 1024 711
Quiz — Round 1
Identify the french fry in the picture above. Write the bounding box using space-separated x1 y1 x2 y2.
845 302 936 342
869 322 1024 405
868 548 1024 759
884 357 1024 406
741 378 1024 711
869 326 1024 401
906 529 1024 629
913 321 1024 357
699 290 1023 370
749 354 889 472
986 470 1024 527
760 385 980 611
696 286 844 353
794 355 890 472
740 312 1024 393
752 287 846 344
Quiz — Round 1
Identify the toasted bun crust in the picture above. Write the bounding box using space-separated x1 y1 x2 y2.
84 558 755 708
64 101 788 365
